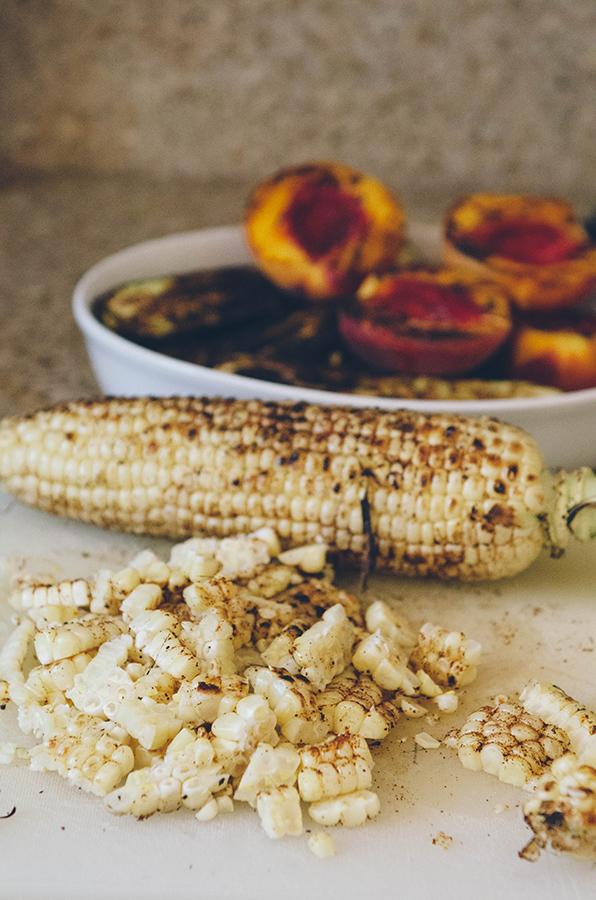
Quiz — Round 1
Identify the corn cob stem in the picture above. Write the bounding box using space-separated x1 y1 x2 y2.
0 397 595 581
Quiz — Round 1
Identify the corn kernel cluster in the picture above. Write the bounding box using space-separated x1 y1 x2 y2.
521 753 596 861
444 699 570 787
445 683 596 862
0 529 478 848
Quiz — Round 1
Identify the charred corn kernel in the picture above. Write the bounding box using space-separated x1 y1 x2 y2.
0 618 37 679
129 608 178 646
171 541 222 582
17 697 65 739
0 618 37 704
262 604 355 691
521 753 596 861
317 671 399 741
104 731 227 817
195 792 234 821
132 667 177 702
0 741 22 764
173 534 271 581
126 551 172 587
143 561 172 586
109 567 142 600
416 669 443 698
435 691 459 713
445 699 570 786
144 633 201 682
12 578 91 610
246 666 328 745
308 789 381 827
256 618 310 659
249 526 281 557
277 544 327 573
90 569 121 615
104 695 182 751
234 742 301 804
25 652 93 704
127 548 160 574
179 554 222 583
174 675 249 724
129 609 201 681
34 614 127 666
3 398 596 581
300 732 373 767
298 734 373 803
63 635 182 750
400 698 427 718
181 612 236 678
120 583 163 623
352 630 419 695
104 768 167 817
409 623 481 689
289 603 355 688
66 634 133 716
364 601 417 651
26 605 79 628
520 682 596 762
414 732 441 749
247 564 295 598
91 563 166 617
211 695 279 756
183 576 254 648
169 537 218 567
29 706 134 796
256 785 303 839
23 666 67 706
254 578 362 651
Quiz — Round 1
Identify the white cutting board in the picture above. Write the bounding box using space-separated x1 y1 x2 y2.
1 488 595 900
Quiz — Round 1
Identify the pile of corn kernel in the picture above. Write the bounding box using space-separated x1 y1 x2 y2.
0 528 481 853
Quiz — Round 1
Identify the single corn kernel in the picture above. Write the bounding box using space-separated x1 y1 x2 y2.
308 832 336 857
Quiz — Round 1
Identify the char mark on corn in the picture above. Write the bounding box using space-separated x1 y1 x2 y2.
0 396 594 582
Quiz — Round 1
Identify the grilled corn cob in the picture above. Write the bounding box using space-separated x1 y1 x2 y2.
1 397 595 581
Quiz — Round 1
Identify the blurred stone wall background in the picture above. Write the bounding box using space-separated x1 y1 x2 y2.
2 0 595 210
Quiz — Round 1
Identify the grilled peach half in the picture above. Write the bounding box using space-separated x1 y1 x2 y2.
443 194 596 312
338 267 512 376
509 311 596 392
244 161 406 301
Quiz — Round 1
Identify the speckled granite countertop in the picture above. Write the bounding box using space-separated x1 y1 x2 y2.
0 173 253 417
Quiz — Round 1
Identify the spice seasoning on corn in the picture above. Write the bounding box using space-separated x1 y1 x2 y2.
0 397 595 582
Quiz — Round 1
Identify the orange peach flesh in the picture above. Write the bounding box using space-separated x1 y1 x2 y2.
338 271 512 376
444 194 596 312
244 163 405 300
458 219 582 265
510 325 596 392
